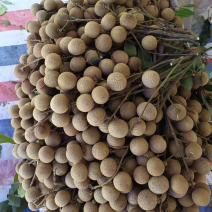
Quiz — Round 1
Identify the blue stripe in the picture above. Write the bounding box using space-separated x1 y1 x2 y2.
0 44 27 66
0 119 14 138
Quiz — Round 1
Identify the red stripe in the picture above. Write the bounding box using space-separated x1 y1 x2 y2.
207 59 212 64
0 81 19 103
0 9 36 32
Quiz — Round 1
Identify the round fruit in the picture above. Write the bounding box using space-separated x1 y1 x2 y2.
142 36 158 51
147 157 165 176
167 104 186 121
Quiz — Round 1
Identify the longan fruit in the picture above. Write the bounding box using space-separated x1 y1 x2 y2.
147 157 165 176
171 174 189 195
95 34 112 52
138 189 157 211
84 202 98 212
167 104 186 121
50 94 69 114
82 126 100 145
53 160 68 176
120 12 137 30
173 16 183 27
66 143 83 163
100 157 117 177
94 1 109 17
13 64 30 81
45 53 62 70
199 108 211 122
34 93 51 111
161 8 175 21
77 77 95 94
19 163 35 179
58 72 77 91
88 162 102 181
85 50 98 61
46 194 58 210
63 118 79 137
69 7 84 19
164 159 181 178
108 119 128 138
109 193 127 211
101 14 116 31
178 193 194 207
92 142 109 160
33 43 45 58
149 135 167 154
107 134 125 147
193 157 211 175
44 131 61 147
78 188 93 202
94 187 107 204
35 162 52 180
83 66 102 82
52 112 70 127
144 120 157 136
29 71 42 86
9 105 20 118
34 121 51 139
44 0 56 10
84 7 96 19
87 107 106 127
194 72 209 86
17 142 29 159
187 100 202 114
26 143 40 160
112 50 129 64
185 142 202 160
28 21 41 34
92 86 109 104
68 38 86 55
169 140 185 158
113 171 132 193
72 112 89 131
137 102 157 121
175 115 194 132
41 44 60 59
107 72 127 91
59 37 73 54
44 71 59 88
71 163 88 182
197 122 212 137
192 188 210 206
19 105 33 120
148 175 169 194
11 117 22 129
178 86 191 99
55 190 71 207
128 57 142 72
38 146 54 163
156 0 169 10
142 70 160 89
70 56 86 73
130 137 148 156
45 23 64 39
113 63 130 78
182 130 197 143
16 87 27 99
120 102 136 120
25 187 41 203
133 165 150 185
142 35 158 51
30 3 42 15
65 173 76 189
110 26 127 43
85 21 101 38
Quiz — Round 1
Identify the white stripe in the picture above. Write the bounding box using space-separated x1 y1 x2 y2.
0 30 29 47
0 101 19 120
6 0 68 12
0 65 18 83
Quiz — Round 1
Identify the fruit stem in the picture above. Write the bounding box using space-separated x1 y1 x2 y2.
76 3 97 19
19 58 43 71
65 18 101 22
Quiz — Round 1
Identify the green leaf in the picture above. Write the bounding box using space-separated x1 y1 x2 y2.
181 4 196 8
0 8 6 15
0 134 15 144
18 184 25 198
2 205 12 212
204 84 212 92
44 12 56 21
13 173 19 184
34 91 40 95
180 76 193 90
175 8 195 18
12 198 28 212
7 194 21 207
124 42 137 57
0 144 2 156
89 57 101 67
138 49 153 70
9 183 19 194
3 20 10 25
1 4 7 11
0 201 9 212
201 91 212 116
2 1 12 4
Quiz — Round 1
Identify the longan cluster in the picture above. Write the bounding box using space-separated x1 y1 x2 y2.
9 0 212 212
